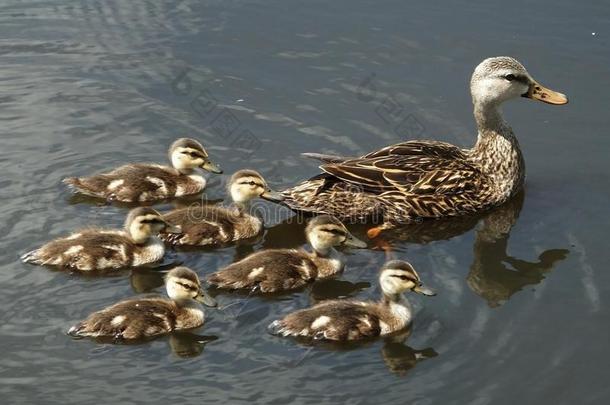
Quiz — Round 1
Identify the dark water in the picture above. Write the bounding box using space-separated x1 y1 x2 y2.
1 0 609 403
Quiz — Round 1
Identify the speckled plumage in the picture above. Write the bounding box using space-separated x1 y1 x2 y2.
63 138 220 202
269 260 435 341
280 57 567 230
160 204 262 246
67 267 212 340
207 215 364 293
21 207 168 271
159 169 281 246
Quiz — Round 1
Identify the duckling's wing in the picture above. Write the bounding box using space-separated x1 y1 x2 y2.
23 230 135 271
320 140 479 195
269 300 382 341
65 164 180 202
68 297 176 340
208 249 316 292
161 207 234 246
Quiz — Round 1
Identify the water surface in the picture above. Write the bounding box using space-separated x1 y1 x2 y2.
1 1 609 404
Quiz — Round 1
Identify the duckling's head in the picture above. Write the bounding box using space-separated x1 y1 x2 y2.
470 56 567 107
228 169 283 204
379 260 436 298
125 207 179 244
169 138 222 173
305 215 367 253
165 266 217 307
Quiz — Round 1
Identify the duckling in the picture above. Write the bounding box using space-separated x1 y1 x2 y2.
68 267 217 340
207 215 367 293
21 207 179 271
64 138 222 202
268 260 435 341
159 169 283 246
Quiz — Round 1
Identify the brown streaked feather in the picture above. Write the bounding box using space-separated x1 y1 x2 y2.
282 139 495 223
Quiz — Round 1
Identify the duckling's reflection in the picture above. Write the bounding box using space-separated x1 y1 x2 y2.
289 328 436 376
168 332 218 358
381 330 438 376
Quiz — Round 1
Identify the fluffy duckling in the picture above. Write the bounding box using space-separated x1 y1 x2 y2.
64 138 222 202
207 215 367 293
21 207 178 271
160 169 282 246
68 267 217 340
268 260 435 341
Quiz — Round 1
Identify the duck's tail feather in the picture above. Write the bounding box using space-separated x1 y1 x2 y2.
300 152 350 164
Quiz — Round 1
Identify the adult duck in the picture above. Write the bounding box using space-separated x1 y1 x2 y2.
279 57 568 237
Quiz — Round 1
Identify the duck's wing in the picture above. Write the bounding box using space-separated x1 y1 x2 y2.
269 300 382 341
319 140 479 195
68 297 176 340
208 249 316 293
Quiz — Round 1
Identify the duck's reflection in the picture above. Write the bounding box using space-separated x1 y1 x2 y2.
466 192 569 307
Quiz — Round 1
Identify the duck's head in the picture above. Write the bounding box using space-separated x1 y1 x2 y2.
379 260 436 298
305 215 367 253
125 207 180 244
165 266 217 307
228 169 283 204
169 138 222 174
470 56 568 107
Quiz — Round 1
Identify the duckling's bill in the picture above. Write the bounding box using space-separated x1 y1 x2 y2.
201 160 223 174
260 188 284 202
195 290 217 307
163 221 182 234
343 233 367 248
413 284 436 296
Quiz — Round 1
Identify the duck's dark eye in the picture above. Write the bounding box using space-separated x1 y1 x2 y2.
504 74 516 82
249 181 256 186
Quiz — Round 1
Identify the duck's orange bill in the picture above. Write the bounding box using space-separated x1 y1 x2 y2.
523 81 568 105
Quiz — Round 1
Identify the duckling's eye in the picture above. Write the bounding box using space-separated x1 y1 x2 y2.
504 74 516 82
177 282 197 291
249 181 256 186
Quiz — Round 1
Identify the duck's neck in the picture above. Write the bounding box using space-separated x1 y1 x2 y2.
470 101 525 202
